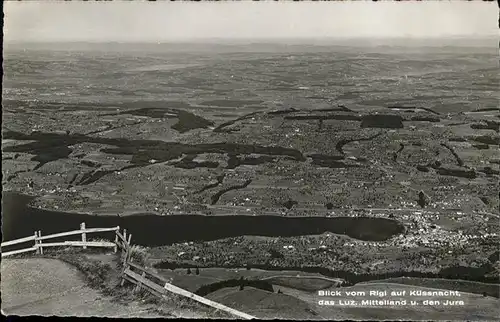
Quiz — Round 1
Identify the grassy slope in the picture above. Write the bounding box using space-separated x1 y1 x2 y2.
207 286 319 320
2 248 233 319
0 257 165 317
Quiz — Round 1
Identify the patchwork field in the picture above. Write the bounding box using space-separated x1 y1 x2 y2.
3 43 499 319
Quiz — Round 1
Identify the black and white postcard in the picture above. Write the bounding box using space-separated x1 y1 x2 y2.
2 1 499 320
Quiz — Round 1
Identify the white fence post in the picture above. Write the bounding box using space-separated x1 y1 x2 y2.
34 231 40 254
81 222 87 249
114 227 119 253
121 257 130 286
38 231 43 255
126 234 133 263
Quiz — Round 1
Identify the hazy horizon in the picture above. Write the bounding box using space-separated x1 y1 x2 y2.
4 35 499 43
4 2 498 44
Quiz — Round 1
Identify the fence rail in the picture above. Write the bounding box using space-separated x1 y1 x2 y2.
124 268 168 295
2 247 39 257
1 223 120 258
162 279 256 320
40 241 116 248
128 261 167 284
2 222 256 319
121 254 256 319
1 235 37 247
115 230 127 244
36 227 119 241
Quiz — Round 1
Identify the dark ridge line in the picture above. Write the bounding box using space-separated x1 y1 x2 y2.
195 279 274 297
210 179 252 205
268 105 354 116
478 167 500 176
226 154 276 170
99 111 139 118
80 160 101 168
448 122 469 126
436 167 477 179
171 110 215 133
213 111 262 133
67 173 79 187
335 132 385 155
284 114 362 121
104 101 192 112
32 146 74 171
153 262 500 290
2 132 83 170
472 144 490 150
200 100 264 108
171 155 219 170
267 108 299 115
361 114 404 129
396 143 405 154
307 154 344 161
410 116 441 123
387 106 440 115
416 165 430 173
440 143 465 167
99 107 214 133
311 105 355 113
85 121 143 136
305 96 329 100
75 164 141 186
77 169 115 186
3 130 306 168
196 174 226 194
470 121 500 132
480 197 490 206
472 135 499 146
449 137 468 142
472 108 500 113
393 143 405 162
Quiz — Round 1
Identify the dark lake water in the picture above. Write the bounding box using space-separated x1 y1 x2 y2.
2 191 403 246
3 191 497 293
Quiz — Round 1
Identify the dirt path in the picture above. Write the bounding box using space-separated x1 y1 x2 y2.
1 258 165 317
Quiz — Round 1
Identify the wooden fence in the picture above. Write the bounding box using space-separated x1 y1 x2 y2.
121 259 255 320
1 223 256 320
115 229 255 319
1 222 119 258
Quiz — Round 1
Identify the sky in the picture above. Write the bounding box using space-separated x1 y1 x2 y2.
3 1 498 43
